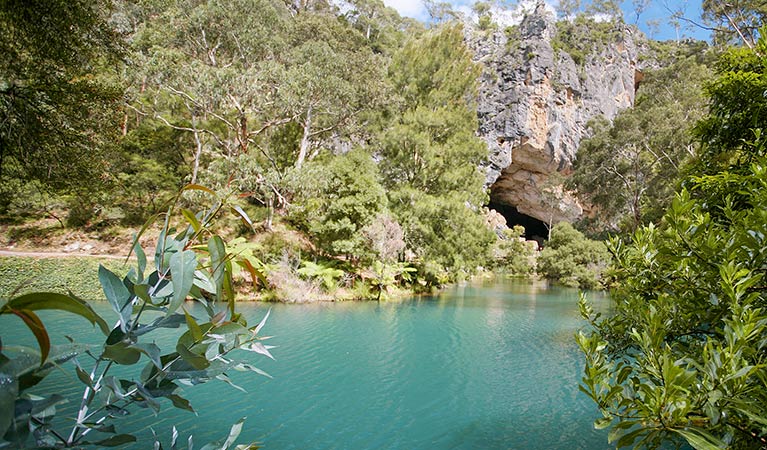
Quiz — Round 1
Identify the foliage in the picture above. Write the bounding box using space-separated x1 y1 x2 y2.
578 38 767 450
693 34 767 177
0 0 123 216
363 260 416 300
552 16 623 66
0 186 270 448
379 23 493 277
492 226 536 276
297 261 345 290
391 189 494 278
702 0 766 47
292 149 386 260
570 54 711 234
537 222 609 289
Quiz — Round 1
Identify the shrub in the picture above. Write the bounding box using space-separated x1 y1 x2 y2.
537 222 609 289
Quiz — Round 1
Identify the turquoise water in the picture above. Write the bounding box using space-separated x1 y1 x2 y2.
1 280 612 449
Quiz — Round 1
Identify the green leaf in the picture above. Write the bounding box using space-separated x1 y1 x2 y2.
99 265 132 331
614 427 646 447
231 205 254 231
181 208 203 234
168 250 197 314
673 428 726 450
136 382 161 414
208 235 228 299
134 283 152 304
181 183 217 196
75 366 93 388
4 292 109 335
90 434 138 447
134 343 163 369
167 394 195 413
102 342 142 366
236 259 268 289
183 309 204 342
176 343 210 370
594 417 612 430
0 371 18 438
130 235 148 282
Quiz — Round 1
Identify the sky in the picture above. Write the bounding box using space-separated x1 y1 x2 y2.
381 0 710 41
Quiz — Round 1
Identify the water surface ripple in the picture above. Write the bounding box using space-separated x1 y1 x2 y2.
1 280 611 449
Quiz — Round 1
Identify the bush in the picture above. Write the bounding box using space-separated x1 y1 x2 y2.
537 222 609 289
492 225 537 276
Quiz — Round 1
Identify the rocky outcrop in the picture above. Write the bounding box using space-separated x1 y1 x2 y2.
466 4 647 225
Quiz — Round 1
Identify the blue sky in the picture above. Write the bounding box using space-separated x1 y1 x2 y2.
382 0 710 41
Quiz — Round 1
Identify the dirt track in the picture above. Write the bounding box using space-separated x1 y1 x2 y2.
0 250 131 260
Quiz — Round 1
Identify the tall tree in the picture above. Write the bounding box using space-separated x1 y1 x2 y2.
379 24 493 273
702 0 766 47
0 0 122 213
570 49 712 234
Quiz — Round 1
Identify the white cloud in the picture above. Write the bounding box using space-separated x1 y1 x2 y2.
382 0 427 19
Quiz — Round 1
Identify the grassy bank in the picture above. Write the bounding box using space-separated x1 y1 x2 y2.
0 256 129 301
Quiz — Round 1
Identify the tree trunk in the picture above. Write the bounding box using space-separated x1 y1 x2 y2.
265 196 274 231
239 115 248 154
191 116 203 184
295 107 312 169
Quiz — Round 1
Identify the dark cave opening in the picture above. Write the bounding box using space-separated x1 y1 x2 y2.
488 200 549 242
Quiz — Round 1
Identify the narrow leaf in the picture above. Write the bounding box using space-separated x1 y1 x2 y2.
5 292 109 335
91 434 138 447
168 250 197 314
231 205 254 231
99 265 132 332
175 343 210 370
183 309 204 343
181 209 203 234
168 394 195 413
11 309 50 364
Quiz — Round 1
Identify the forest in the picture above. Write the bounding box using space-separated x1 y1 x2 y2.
1 0 767 448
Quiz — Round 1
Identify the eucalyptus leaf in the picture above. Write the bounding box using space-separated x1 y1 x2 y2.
0 371 18 437
99 265 133 332
3 292 109 335
89 434 138 447
168 250 197 314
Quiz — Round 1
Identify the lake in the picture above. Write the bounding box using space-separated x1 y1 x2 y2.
1 279 612 449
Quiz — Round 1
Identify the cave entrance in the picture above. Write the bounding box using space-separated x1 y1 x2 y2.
488 200 549 243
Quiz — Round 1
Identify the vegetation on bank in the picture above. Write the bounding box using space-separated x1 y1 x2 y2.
578 27 767 449
3 0 767 448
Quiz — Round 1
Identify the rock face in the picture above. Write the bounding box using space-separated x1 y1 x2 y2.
466 4 646 225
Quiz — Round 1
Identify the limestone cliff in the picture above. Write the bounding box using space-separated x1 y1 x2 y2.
466 4 648 228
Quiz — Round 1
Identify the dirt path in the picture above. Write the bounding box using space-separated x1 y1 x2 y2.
0 249 131 260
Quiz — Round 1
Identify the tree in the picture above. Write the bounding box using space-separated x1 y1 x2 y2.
0 0 123 215
570 51 711 234
291 149 386 260
557 0 581 20
537 222 608 289
702 0 766 47
585 0 621 20
342 0 420 55
378 24 494 275
578 34 767 450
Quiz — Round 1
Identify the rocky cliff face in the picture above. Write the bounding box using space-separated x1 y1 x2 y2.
466 4 647 228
